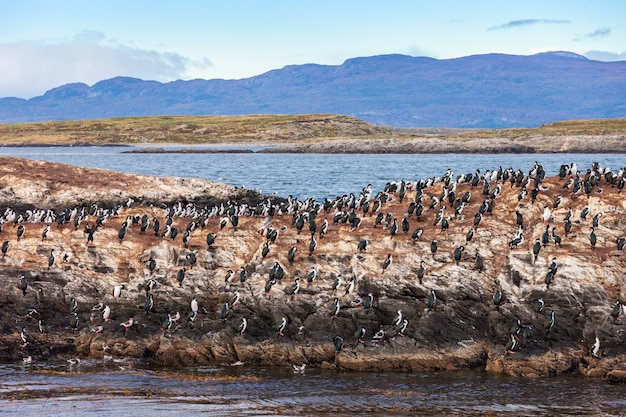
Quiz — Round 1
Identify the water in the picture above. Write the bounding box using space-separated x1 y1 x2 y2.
1 360 624 416
0 146 624 201
1 146 626 415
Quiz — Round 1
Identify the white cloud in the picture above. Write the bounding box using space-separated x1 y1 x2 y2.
0 31 212 99
584 50 626 61
488 19 570 31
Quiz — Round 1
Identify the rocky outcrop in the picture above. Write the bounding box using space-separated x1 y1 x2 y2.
1 156 626 381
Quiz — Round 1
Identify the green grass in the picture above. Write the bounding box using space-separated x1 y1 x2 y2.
0 115 624 146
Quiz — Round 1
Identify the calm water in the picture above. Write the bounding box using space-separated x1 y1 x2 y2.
2 360 625 416
1 147 626 415
0 146 624 201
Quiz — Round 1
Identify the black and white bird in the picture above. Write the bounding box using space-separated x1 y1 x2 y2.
276 316 287 336
427 289 437 312
392 310 403 328
417 260 426 284
611 300 622 322
47 249 56 270
18 275 27 296
238 317 247 335
20 327 31 347
382 254 392 273
592 336 600 358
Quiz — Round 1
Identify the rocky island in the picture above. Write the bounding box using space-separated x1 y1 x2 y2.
1 156 626 382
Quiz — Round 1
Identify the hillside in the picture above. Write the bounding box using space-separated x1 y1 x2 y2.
0 52 624 128
0 115 624 154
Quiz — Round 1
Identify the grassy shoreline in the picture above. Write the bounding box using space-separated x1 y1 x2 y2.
0 114 624 153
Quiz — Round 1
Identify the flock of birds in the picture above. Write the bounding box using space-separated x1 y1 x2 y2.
8 160 626 365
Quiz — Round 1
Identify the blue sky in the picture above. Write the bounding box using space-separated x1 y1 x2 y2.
0 0 623 98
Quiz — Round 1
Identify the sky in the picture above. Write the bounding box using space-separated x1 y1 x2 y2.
0 0 624 99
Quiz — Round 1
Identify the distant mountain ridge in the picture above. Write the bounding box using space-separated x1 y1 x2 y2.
1 51 625 128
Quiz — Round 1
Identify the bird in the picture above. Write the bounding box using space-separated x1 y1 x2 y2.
292 363 307 373
333 336 344 353
357 239 368 253
68 297 78 314
533 298 545 314
397 319 408 336
276 316 287 336
264 278 276 295
186 252 197 269
610 300 622 322
287 246 297 263
261 242 270 258
589 227 597 249
238 317 247 335
177 268 186 287
354 327 366 343
230 292 240 309
91 325 104 335
47 249 56 270
532 239 541 263
545 269 555 289
306 266 317 286
331 275 342 294
474 251 485 272
411 228 424 243
206 233 216 249
113 284 125 298
144 293 154 315
17 224 25 241
41 224 50 241
465 227 474 243
592 336 600 358
120 317 134 333
18 275 27 296
551 228 562 247
344 276 355 296
544 310 555 335
287 277 300 297
453 245 465 265
372 327 385 343
1 240 8 257
102 305 111 322
417 260 426 284
617 237 626 251
117 224 127 243
392 310 403 328
224 269 235 283
331 297 340 319
145 278 157 295
220 302 229 321
20 327 31 347
308 235 317 255
430 240 438 257
427 290 437 312
382 254 392 273
493 290 503 309
548 257 558 275
542 206 552 224
505 334 518 355
69 312 79 333
363 293 374 310
238 266 247 284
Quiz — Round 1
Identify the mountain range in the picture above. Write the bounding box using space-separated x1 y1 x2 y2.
1 51 624 128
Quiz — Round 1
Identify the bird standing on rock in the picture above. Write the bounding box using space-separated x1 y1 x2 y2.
382 254 392 273
18 275 27 296
453 246 464 265
276 316 287 336
427 290 437 312
611 300 622 322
